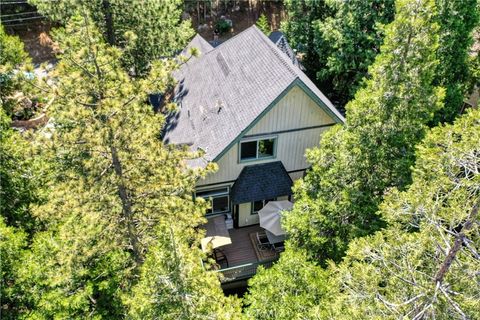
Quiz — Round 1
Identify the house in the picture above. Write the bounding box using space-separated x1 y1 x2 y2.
163 25 344 284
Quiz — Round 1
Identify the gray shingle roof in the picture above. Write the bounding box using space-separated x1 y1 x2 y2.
181 34 214 57
230 161 293 204
163 25 344 167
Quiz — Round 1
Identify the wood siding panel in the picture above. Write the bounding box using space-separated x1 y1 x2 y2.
196 85 336 187
246 86 332 135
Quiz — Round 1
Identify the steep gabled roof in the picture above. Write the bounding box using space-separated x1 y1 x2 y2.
163 26 344 167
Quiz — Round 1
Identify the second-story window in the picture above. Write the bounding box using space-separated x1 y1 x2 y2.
240 137 276 161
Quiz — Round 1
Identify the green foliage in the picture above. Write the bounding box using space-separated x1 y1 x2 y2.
13 15 236 318
283 0 478 113
0 25 27 71
244 248 331 319
0 217 27 319
431 0 479 124
0 25 31 115
216 19 231 35
328 109 480 318
285 0 444 262
256 14 270 35
281 0 331 80
30 0 194 75
314 0 395 106
0 108 40 233
126 224 242 319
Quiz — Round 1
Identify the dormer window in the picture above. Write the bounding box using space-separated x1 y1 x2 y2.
239 137 277 162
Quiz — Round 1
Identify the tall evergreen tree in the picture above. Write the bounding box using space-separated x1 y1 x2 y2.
282 0 478 113
244 248 331 319
14 14 237 318
0 108 40 233
0 217 27 319
431 0 479 124
327 108 480 318
30 0 193 75
126 223 241 319
285 0 444 262
281 0 331 81
314 0 395 107
0 25 32 116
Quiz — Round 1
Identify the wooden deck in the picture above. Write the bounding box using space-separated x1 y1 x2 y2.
221 224 264 267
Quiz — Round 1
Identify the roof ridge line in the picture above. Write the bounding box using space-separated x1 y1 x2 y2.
204 25 259 55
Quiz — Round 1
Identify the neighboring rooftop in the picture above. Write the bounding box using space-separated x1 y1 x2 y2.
163 25 344 167
268 31 303 70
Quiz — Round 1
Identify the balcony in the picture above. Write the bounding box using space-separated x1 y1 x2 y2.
206 224 281 284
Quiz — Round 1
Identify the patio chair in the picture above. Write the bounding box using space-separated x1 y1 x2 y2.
213 248 229 268
256 231 272 251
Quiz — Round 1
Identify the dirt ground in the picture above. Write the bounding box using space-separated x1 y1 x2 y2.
187 0 286 42
10 22 56 65
11 1 285 65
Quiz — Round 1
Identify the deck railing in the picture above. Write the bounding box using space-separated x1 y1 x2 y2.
214 257 278 283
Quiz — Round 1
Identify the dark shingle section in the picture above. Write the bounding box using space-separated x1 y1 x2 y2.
268 31 303 70
231 161 293 204
163 26 344 168
268 31 284 44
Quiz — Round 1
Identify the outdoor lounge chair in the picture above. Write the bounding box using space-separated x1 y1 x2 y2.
256 231 272 251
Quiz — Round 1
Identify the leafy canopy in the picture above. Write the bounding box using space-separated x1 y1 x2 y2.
13 13 238 318
284 0 444 262
328 108 480 318
30 0 194 75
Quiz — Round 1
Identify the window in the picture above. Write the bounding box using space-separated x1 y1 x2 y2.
196 187 230 215
251 198 276 214
240 137 276 161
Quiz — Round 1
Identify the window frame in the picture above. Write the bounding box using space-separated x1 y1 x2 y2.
251 198 277 215
195 187 230 215
238 136 277 163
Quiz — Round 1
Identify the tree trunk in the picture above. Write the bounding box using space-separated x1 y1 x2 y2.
110 143 142 264
102 0 116 45
435 204 478 284
197 1 200 24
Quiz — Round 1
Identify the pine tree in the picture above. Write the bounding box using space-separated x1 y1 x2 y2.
328 108 480 318
256 13 270 35
282 0 478 113
315 0 395 107
0 25 31 115
281 0 331 81
30 0 194 75
244 249 331 319
431 0 479 124
15 14 237 318
0 217 27 319
126 224 241 319
285 0 444 262
0 106 40 234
